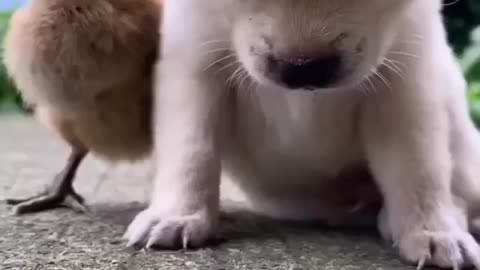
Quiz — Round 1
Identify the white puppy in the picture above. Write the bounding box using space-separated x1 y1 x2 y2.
125 0 480 268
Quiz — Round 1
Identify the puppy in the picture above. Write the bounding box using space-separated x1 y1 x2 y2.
3 0 160 213
125 0 480 268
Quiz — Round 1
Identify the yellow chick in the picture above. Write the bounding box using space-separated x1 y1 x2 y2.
3 0 161 214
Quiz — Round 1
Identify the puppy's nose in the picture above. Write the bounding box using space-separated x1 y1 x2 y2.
269 54 341 90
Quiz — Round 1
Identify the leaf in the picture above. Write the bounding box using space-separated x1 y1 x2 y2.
460 45 480 74
469 83 480 126
471 26 480 43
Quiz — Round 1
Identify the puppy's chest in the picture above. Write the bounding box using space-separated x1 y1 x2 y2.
228 88 364 176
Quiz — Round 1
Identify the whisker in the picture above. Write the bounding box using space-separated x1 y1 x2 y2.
365 75 377 96
383 58 404 73
233 69 245 86
386 58 407 70
389 51 420 59
238 71 250 89
216 60 240 74
359 81 370 97
443 0 460 7
203 48 234 56
242 75 258 105
198 40 230 48
383 58 405 82
203 54 236 72
398 40 423 46
371 68 392 92
403 33 424 41
226 67 244 88
247 76 257 93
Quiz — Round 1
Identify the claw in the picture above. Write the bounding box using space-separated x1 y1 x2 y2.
122 231 129 241
127 229 147 248
182 233 189 250
62 194 88 213
127 212 156 248
459 237 480 270
392 240 399 248
417 256 428 270
145 239 154 249
126 233 143 248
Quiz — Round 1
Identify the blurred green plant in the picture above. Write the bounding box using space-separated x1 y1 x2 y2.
0 12 22 112
443 0 480 54
470 83 480 125
460 26 480 126
462 26 480 125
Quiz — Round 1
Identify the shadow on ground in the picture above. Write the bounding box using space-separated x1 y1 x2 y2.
0 116 413 269
0 202 413 270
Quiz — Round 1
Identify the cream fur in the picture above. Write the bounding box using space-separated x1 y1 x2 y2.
124 0 480 268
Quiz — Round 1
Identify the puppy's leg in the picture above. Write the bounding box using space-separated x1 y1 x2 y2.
7 108 88 214
124 55 222 249
447 87 480 215
444 77 480 236
362 82 480 269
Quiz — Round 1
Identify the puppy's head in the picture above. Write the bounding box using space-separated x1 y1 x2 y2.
231 0 416 91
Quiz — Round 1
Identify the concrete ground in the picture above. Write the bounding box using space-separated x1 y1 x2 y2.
0 115 413 270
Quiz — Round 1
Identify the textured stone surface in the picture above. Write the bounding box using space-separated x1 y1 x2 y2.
0 115 413 270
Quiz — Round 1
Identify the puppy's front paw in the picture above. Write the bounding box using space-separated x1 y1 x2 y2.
124 207 218 249
398 229 480 270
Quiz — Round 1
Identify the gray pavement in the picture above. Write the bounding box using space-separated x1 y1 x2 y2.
0 114 413 270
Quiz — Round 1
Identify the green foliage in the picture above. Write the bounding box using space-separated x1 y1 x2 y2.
462 27 480 125
443 0 480 54
442 0 480 126
470 83 480 125
0 12 22 112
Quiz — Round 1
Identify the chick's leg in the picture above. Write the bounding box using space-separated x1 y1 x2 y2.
7 107 89 214
7 150 88 214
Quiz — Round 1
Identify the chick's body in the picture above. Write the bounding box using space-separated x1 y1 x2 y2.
4 0 160 160
3 0 161 213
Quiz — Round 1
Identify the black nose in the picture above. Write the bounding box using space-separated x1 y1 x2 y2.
268 54 341 90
